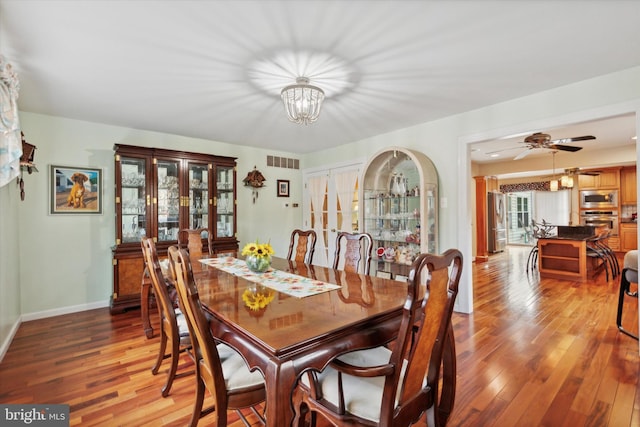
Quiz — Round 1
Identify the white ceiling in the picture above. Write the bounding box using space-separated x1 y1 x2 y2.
1 1 640 155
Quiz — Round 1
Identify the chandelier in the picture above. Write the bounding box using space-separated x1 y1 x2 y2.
281 77 325 125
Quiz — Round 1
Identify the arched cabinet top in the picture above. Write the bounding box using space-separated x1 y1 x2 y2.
360 147 439 279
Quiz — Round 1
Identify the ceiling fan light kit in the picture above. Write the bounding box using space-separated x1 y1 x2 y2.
281 77 325 125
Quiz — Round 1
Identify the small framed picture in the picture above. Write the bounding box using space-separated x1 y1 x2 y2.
50 165 103 215
277 179 290 197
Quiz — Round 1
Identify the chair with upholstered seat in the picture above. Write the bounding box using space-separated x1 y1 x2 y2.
332 232 373 275
617 249 638 340
169 247 266 427
293 249 462 427
140 237 192 397
287 229 317 264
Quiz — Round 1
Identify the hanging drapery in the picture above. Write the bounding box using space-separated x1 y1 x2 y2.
333 170 359 232
307 174 328 265
0 55 21 188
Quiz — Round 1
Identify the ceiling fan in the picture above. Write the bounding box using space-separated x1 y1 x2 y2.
487 132 596 160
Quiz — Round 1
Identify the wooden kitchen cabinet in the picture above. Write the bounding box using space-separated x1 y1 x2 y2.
111 144 238 313
621 166 637 204
621 222 638 252
578 168 620 189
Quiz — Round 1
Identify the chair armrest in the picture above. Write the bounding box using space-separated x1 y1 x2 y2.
330 358 395 377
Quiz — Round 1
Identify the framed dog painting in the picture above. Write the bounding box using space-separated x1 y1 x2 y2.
50 165 103 215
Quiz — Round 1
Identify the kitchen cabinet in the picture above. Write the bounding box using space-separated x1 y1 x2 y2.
111 144 238 313
578 168 620 190
361 147 438 280
621 166 637 204
621 222 638 252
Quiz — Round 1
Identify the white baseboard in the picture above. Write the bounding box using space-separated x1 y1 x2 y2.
0 317 21 363
20 300 110 322
0 300 111 363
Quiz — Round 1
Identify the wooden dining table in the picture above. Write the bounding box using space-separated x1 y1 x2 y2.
186 255 457 427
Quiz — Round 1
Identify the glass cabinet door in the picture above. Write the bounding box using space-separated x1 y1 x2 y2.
188 162 210 231
215 165 235 239
119 156 147 244
156 159 180 242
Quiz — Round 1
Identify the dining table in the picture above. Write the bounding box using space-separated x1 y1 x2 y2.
183 254 457 427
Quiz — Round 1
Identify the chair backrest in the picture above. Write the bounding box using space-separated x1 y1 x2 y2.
140 237 179 330
178 228 206 256
169 247 229 410
287 229 317 264
380 249 462 425
332 232 373 275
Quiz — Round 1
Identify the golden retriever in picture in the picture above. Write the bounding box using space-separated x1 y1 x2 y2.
67 172 89 208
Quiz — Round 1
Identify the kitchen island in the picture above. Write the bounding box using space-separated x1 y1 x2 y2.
537 226 605 282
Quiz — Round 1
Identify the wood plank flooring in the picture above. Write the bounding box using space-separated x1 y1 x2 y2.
0 246 638 426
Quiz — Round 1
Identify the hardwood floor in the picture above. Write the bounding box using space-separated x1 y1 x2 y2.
0 246 637 426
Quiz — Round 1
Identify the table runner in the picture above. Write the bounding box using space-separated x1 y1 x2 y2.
199 257 341 298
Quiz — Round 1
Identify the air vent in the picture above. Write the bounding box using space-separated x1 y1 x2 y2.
267 155 299 169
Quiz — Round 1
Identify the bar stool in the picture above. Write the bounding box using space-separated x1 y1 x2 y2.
616 249 638 340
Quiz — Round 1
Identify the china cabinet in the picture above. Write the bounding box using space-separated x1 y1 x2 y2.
111 144 238 313
361 147 438 280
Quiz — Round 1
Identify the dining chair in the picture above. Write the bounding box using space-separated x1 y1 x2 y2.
140 237 192 397
178 228 207 257
332 231 373 275
169 247 267 427
617 249 638 340
287 229 317 264
293 248 463 427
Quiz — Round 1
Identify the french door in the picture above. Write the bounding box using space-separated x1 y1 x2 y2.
303 163 363 267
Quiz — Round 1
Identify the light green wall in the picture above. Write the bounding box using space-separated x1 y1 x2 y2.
0 180 20 359
14 113 303 319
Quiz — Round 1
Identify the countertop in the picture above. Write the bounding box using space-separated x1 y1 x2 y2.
539 235 596 241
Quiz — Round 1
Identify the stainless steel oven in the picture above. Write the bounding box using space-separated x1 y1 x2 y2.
579 190 618 209
579 210 619 236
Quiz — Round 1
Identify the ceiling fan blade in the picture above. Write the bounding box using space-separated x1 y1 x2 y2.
485 146 522 155
513 149 533 160
552 144 583 152
550 135 595 144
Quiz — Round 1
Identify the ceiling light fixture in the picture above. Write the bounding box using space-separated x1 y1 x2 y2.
281 77 325 125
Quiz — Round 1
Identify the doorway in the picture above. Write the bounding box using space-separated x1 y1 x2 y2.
506 192 533 246
303 162 363 267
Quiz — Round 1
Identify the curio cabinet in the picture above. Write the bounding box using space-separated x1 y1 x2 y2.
361 147 438 280
111 144 238 313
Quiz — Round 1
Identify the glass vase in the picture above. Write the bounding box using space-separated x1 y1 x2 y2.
245 254 271 273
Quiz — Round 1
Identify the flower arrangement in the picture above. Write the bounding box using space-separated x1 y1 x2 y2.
242 285 275 311
242 239 275 273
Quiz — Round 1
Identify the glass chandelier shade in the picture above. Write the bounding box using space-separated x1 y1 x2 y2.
281 77 325 125
560 175 574 188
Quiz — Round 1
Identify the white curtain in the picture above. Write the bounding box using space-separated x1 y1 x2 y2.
333 170 359 232
307 174 328 263
534 189 571 225
0 55 21 188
